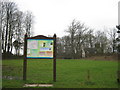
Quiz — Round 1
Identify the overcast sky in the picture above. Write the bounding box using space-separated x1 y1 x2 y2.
12 0 119 37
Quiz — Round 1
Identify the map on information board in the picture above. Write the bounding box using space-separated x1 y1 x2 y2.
27 39 54 58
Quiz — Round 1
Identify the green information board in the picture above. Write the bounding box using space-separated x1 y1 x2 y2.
23 34 56 81
27 39 54 59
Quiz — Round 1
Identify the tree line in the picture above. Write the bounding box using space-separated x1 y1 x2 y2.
56 20 118 59
1 1 118 59
0 1 33 57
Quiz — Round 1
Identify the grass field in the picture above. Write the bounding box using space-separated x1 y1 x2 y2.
2 59 119 88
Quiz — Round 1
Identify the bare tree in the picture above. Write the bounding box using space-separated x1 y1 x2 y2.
13 11 24 55
65 19 79 58
0 1 5 52
56 37 65 58
86 29 94 48
108 28 117 53
75 23 88 58
24 11 33 37
65 19 88 58
0 1 34 57
0 1 18 54
94 31 108 54
62 36 71 58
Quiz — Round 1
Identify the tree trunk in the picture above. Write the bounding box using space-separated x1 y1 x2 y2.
10 33 13 53
7 24 11 53
5 10 9 53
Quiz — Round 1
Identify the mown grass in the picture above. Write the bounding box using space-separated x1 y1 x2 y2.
2 59 119 88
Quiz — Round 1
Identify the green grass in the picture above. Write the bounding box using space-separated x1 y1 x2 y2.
2 59 119 88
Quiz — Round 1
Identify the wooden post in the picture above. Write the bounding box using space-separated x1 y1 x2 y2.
117 45 120 83
87 70 90 81
23 34 27 80
53 34 56 82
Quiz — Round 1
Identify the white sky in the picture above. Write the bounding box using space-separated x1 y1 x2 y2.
12 0 119 37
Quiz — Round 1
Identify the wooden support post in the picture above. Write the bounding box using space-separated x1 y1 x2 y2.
53 34 56 82
117 47 120 83
23 34 27 81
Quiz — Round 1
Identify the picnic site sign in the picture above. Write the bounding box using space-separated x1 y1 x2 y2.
23 34 56 82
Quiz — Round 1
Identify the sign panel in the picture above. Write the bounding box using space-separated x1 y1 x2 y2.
27 39 54 59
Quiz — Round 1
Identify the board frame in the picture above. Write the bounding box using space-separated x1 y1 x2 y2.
23 34 56 82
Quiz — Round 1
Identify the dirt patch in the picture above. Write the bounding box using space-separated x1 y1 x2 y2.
2 76 22 80
85 55 118 61
23 84 53 87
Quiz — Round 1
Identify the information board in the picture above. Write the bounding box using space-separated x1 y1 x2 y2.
27 39 54 59
23 34 56 81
